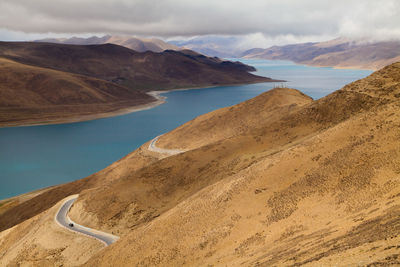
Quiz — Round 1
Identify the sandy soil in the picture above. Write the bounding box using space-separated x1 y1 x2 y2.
0 187 56 216
157 88 312 150
0 196 104 266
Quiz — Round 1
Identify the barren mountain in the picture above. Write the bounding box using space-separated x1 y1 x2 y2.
36 35 179 53
1 62 400 266
242 38 400 70
0 42 275 126
0 57 155 126
156 88 313 150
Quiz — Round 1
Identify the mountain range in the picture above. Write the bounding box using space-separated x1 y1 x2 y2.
242 38 400 70
169 35 243 58
36 35 179 53
36 35 400 71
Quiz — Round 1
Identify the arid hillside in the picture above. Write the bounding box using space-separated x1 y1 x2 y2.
0 42 274 92
242 38 400 70
0 42 275 126
1 62 400 266
0 57 155 126
157 88 313 150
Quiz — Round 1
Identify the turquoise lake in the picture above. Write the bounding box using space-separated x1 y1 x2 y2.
0 59 372 199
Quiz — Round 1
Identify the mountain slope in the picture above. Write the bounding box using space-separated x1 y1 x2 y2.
0 57 155 126
69 63 397 233
81 62 400 266
0 197 103 266
1 63 400 265
36 35 179 52
242 38 400 70
156 88 313 150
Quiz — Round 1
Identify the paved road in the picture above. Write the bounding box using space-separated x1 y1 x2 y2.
55 135 181 246
148 135 184 155
55 195 119 246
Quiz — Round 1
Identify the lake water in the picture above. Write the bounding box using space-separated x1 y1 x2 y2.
0 59 372 199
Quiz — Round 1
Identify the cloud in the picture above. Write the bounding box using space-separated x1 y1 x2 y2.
0 0 399 42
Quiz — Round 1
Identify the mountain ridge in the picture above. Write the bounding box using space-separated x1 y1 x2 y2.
241 38 400 70
35 35 179 53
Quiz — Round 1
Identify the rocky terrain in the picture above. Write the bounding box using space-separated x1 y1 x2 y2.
1 62 400 266
242 38 400 70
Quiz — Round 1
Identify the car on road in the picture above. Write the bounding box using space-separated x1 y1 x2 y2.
69 223 74 227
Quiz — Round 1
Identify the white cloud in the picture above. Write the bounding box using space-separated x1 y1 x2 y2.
235 33 336 50
338 0 400 41
0 0 398 43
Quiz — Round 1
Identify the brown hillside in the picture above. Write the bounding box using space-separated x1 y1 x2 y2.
0 58 155 126
79 62 400 265
1 62 400 265
157 88 313 150
0 42 276 92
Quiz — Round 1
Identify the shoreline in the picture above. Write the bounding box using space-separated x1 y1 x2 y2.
0 79 280 128
304 62 378 71
0 92 166 128
243 56 377 71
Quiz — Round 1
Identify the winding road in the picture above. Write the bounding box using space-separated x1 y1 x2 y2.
148 135 184 155
55 135 180 246
55 195 119 246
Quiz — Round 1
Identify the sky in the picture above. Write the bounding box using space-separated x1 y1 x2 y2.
0 0 399 48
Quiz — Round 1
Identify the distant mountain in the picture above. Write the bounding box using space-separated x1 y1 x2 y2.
241 38 400 70
0 42 277 126
169 35 243 58
36 35 179 53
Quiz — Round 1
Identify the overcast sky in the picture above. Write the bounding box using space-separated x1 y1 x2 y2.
0 0 399 47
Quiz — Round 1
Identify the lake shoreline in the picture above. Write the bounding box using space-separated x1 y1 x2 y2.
1 80 281 128
243 57 378 71
0 95 166 128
